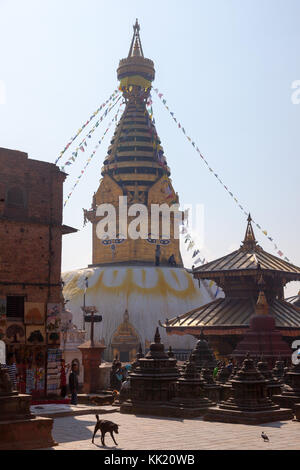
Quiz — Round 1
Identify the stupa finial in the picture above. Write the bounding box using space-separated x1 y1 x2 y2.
256 287 269 315
128 19 144 58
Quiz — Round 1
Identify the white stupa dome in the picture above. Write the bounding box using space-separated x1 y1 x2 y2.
62 265 215 361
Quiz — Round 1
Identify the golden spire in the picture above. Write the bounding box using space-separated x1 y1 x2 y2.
256 276 269 315
242 214 257 250
128 19 144 58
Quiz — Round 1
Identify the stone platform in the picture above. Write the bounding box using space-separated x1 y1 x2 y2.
31 404 118 419
120 401 181 418
272 395 300 412
0 416 57 450
203 407 293 425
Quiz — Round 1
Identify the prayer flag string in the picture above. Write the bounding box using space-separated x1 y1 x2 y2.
63 104 124 207
154 88 291 263
61 96 123 172
55 89 120 165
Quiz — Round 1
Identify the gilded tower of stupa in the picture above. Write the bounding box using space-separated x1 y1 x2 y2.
63 21 215 361
84 20 181 267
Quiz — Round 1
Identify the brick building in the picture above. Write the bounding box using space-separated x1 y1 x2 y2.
0 147 76 397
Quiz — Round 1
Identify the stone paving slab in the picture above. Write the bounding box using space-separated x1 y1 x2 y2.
31 404 118 419
42 412 300 450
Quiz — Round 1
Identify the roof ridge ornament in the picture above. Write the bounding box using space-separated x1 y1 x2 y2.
241 213 258 250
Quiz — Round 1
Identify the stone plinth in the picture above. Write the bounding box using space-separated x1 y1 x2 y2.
78 340 106 394
272 363 300 411
204 357 293 424
0 417 56 450
294 403 300 421
98 362 112 390
170 359 213 417
120 328 179 417
0 393 33 421
0 366 56 449
201 368 221 403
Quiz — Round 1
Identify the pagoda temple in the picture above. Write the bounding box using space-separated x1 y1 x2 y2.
62 21 215 360
163 215 300 358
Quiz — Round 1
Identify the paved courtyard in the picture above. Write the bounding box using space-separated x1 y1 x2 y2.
44 412 300 450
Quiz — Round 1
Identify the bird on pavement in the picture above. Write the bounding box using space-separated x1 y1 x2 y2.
261 432 269 442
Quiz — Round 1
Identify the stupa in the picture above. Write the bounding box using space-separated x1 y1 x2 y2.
272 359 285 382
164 215 300 358
256 357 282 397
190 329 217 371
272 362 300 411
62 20 215 360
232 278 292 367
201 368 221 403
120 328 179 416
203 356 293 424
170 357 213 417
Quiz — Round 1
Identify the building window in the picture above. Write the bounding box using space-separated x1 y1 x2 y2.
6 296 25 320
6 187 26 208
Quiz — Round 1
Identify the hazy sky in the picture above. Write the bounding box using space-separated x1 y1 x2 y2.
1 0 299 296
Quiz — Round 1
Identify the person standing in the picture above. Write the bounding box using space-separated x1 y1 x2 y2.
6 353 18 390
69 362 79 405
60 359 69 399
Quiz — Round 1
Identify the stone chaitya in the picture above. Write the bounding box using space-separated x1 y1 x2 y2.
215 362 233 402
0 365 56 450
120 328 179 416
272 362 300 411
190 329 217 371
170 358 213 417
256 357 282 397
201 367 221 403
203 356 293 424
272 359 285 383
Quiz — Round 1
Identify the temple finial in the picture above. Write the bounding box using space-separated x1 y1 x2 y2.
242 213 257 249
128 19 144 58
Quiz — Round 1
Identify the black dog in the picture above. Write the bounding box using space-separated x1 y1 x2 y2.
92 415 119 446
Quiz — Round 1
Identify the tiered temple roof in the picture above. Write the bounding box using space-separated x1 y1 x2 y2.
164 216 300 343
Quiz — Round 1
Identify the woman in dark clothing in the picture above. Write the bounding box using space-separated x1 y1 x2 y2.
69 363 79 405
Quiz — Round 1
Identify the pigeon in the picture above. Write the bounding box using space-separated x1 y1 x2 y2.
261 432 269 442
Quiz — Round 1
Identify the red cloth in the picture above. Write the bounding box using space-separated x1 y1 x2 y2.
60 366 67 387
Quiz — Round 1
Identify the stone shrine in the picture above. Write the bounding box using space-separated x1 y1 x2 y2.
120 328 179 417
170 358 213 417
256 357 282 397
203 357 293 424
189 330 217 371
272 362 300 411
